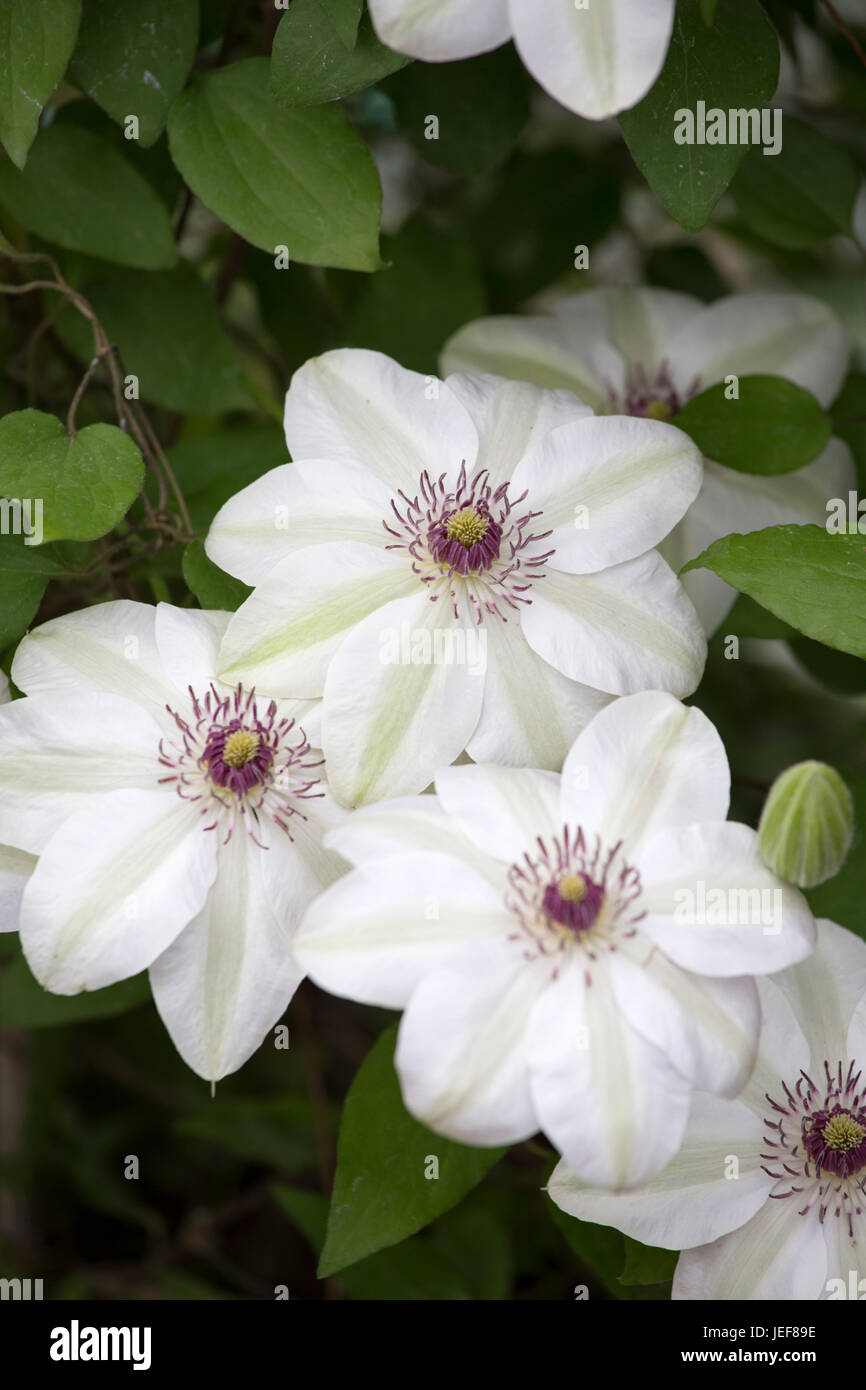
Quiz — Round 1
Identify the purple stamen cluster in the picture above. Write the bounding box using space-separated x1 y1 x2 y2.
609 360 699 419
203 720 275 796
158 683 324 844
505 824 645 968
762 1059 866 1235
542 875 606 934
382 461 553 623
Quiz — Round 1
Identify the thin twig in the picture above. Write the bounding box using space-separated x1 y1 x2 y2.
66 351 107 435
820 0 866 69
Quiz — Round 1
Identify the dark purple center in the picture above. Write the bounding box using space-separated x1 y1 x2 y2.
202 719 275 797
427 504 503 576
542 874 605 934
802 1105 866 1179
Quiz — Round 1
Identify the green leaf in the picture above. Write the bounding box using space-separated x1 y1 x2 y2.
318 1024 505 1278
0 0 81 168
429 1203 512 1300
683 525 866 658
168 57 381 271
345 219 486 373
700 0 719 20
340 1234 473 1300
386 46 529 177
69 0 199 147
0 410 143 543
808 776 866 941
731 117 860 249
0 533 63 648
271 0 409 108
183 539 251 611
547 1197 628 1300
619 1235 678 1286
320 0 363 47
620 0 779 233
57 267 248 414
0 124 177 268
726 592 799 641
0 948 149 1027
672 375 831 475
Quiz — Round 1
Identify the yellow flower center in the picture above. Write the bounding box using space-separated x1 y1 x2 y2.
644 398 673 421
823 1113 866 1153
445 506 489 548
557 873 587 903
222 729 261 769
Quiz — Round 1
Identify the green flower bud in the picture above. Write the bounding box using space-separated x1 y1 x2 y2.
758 761 854 889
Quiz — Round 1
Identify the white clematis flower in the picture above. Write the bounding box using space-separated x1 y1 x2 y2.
369 0 676 121
443 287 856 634
207 349 707 806
293 692 816 1188
0 600 346 1081
0 669 37 930
549 919 866 1299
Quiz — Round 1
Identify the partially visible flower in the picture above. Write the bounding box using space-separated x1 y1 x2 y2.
294 692 815 1188
443 287 855 634
0 669 36 931
549 919 866 1300
207 348 706 806
759 761 854 889
369 0 676 121
0 600 345 1081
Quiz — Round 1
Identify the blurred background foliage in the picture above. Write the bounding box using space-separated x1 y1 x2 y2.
0 0 865 1299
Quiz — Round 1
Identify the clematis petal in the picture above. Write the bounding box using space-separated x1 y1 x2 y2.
283 349 478 496
527 956 692 1189
770 918 866 1070
666 292 850 407
11 599 175 720
322 588 485 804
435 762 562 864
511 0 676 120
206 459 392 587
673 1195 829 1300
218 542 417 698
395 939 548 1145
442 313 613 411
444 373 592 489
259 783 348 921
0 842 36 930
0 692 164 854
739 968 810 1114
520 553 706 698
552 285 701 376
369 0 511 62
612 941 759 1097
548 1090 769 1251
149 826 306 1082
322 796 499 882
294 851 510 1008
512 414 702 573
821 1204 866 1296
465 614 611 772
154 604 230 695
20 789 217 993
639 821 816 977
559 691 729 851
